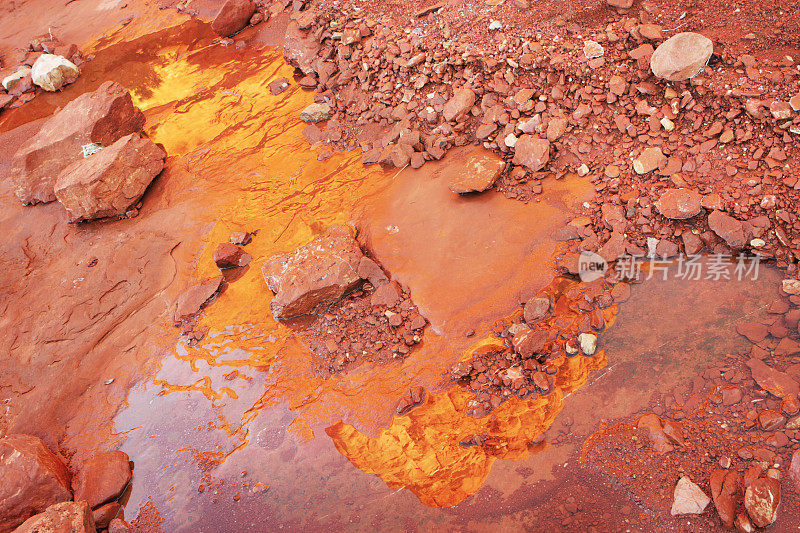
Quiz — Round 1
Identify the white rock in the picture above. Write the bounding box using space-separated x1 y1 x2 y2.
671 476 710 515
31 54 79 91
660 117 675 131
578 333 597 355
782 279 800 295
583 40 604 60
577 164 590 176
2 67 31 91
488 20 502 30
750 238 766 248
300 102 332 123
504 133 517 148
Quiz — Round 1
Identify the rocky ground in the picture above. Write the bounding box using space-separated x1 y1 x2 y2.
2 0 800 531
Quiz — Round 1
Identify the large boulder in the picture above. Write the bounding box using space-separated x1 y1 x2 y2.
30 54 79 92
262 225 364 319
0 434 72 532
13 501 96 533
11 81 145 204
512 136 550 172
650 32 714 81
210 0 256 37
72 451 132 510
54 133 166 222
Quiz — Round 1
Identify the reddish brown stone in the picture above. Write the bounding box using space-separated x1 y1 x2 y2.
13 501 95 533
654 188 703 219
262 226 364 319
73 451 132 509
12 81 145 205
356 257 389 287
757 409 786 431
108 518 134 533
0 434 72 531
447 151 505 194
91 502 122 529
708 210 746 249
370 281 402 307
523 297 551 325
746 358 799 398
512 136 550 172
174 276 224 322
213 243 251 269
710 469 740 529
744 477 780 527
211 0 255 37
442 86 475 122
54 133 165 222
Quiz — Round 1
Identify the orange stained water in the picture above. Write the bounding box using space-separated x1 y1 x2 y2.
50 18 603 529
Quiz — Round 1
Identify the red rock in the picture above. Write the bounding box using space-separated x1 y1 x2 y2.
782 395 800 415
282 21 321 75
632 147 666 174
356 257 388 287
523 297 551 325
512 136 550 172
229 231 252 246
710 469 740 529
744 477 780 527
262 226 363 319
73 451 132 509
211 0 255 37
774 337 800 356
442 87 475 122
708 210 746 249
608 75 627 95
13 501 95 533
174 276 224 322
638 414 674 453
736 322 768 343
606 0 633 7
789 449 800 489
757 409 786 431
370 281 402 307
447 151 505 194
735 512 754 532
654 188 703 219
610 282 631 302
671 476 710 515
0 434 72 531
746 358 799 398
512 329 556 358
720 386 742 405
546 117 568 141
12 81 145 204
91 502 122 529
213 243 251 269
268 78 290 95
54 133 165 222
650 32 714 81
108 518 133 533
